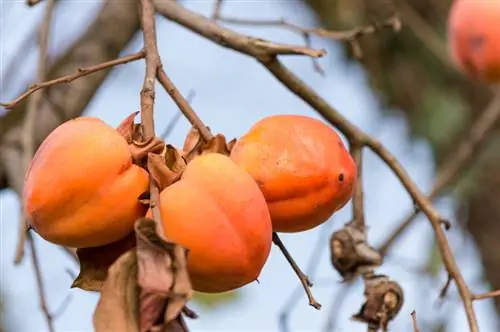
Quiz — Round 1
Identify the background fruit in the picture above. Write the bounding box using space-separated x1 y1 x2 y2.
23 117 149 248
230 114 357 233
148 153 272 293
448 0 500 83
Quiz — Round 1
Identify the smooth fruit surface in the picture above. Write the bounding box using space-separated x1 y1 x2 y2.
448 0 500 83
230 114 356 233
148 153 272 293
23 117 149 248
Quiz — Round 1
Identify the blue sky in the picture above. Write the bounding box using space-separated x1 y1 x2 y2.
0 1 498 331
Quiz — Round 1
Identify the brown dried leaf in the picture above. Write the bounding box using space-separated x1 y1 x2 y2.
130 137 166 166
117 111 140 143
351 273 404 331
93 250 140 332
165 144 186 173
182 127 202 155
147 153 183 191
135 217 194 332
72 233 137 292
330 220 382 282
227 138 237 152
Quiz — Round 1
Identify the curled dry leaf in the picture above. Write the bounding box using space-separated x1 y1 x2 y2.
130 137 166 166
93 250 139 332
147 151 185 191
135 217 195 332
117 111 140 143
330 220 382 282
351 272 404 331
72 232 137 292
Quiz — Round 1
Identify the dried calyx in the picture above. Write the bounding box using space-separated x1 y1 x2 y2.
351 272 404 331
330 220 382 281
116 111 165 166
181 127 237 162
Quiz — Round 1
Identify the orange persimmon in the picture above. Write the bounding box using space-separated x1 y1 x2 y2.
23 116 149 248
448 0 500 83
230 114 357 233
147 153 272 293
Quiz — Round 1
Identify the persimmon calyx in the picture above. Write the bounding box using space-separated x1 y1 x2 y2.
116 111 143 143
181 127 237 162
147 151 186 191
329 220 382 282
129 137 165 165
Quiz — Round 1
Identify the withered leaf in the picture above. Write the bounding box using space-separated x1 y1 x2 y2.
181 127 202 157
72 232 137 292
117 111 140 143
135 217 194 332
93 250 140 332
227 138 237 153
130 137 166 166
164 145 186 173
147 153 183 191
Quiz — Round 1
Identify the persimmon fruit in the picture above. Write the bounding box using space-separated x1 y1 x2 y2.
448 0 500 83
23 116 150 248
147 152 273 293
230 114 357 233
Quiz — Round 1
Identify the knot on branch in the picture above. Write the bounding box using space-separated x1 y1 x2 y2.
351 273 404 331
330 221 382 282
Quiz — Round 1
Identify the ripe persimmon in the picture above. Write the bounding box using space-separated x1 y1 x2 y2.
23 116 150 248
148 152 272 293
448 0 500 83
230 114 356 233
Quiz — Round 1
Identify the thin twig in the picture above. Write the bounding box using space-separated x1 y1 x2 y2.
152 2 479 330
214 14 401 60
378 92 500 256
278 222 332 332
272 233 321 310
138 0 163 234
160 90 195 139
0 50 146 110
157 70 213 141
350 143 365 230
473 289 500 301
27 232 55 332
411 311 420 332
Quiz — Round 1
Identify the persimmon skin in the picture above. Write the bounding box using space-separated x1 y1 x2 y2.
23 117 149 248
147 153 272 293
230 114 357 233
448 0 500 83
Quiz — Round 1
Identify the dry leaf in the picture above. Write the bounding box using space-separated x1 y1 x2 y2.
93 249 140 332
147 153 183 191
117 111 140 143
181 127 203 157
135 217 194 332
164 144 186 173
130 138 166 166
72 232 137 292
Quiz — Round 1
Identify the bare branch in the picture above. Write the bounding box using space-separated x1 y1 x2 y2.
159 90 195 139
272 233 321 310
473 289 500 301
378 92 500 256
27 232 55 332
0 51 146 110
411 311 420 332
350 143 365 230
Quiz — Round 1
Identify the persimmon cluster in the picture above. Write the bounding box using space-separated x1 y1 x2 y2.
22 113 357 293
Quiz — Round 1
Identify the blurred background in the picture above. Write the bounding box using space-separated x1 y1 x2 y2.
1 0 499 331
